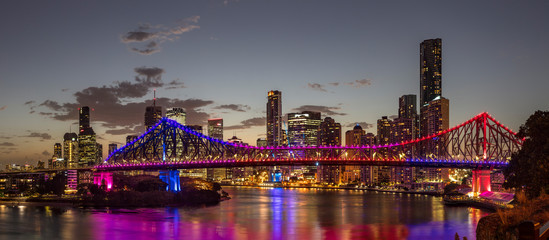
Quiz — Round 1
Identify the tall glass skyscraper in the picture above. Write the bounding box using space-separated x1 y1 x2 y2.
266 90 282 146
420 38 442 106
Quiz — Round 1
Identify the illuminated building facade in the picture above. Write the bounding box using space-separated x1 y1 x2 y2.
317 117 342 184
145 106 162 130
63 132 78 168
287 111 321 146
126 135 138 144
78 106 97 167
166 107 186 125
420 96 449 138
317 117 341 146
266 90 282 146
420 38 442 106
108 143 117 156
208 118 223 140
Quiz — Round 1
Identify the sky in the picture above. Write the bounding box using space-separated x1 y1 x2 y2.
0 1 548 166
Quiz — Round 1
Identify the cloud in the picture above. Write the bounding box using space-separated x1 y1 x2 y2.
24 101 35 105
225 117 266 130
0 105 6 111
42 150 51 156
388 115 398 120
27 132 52 140
213 104 250 112
344 78 372 88
105 126 141 136
61 88 69 92
345 122 374 130
121 16 200 55
307 83 327 92
39 100 63 111
29 67 217 131
292 105 346 116
0 142 15 147
165 79 186 89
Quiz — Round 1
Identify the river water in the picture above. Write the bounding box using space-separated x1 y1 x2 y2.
0 186 489 240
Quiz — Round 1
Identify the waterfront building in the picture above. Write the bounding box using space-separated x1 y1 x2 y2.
342 124 366 185
126 135 138 144
420 38 442 106
256 138 267 147
266 90 282 146
420 96 450 138
166 107 186 125
287 111 321 147
317 117 342 185
144 106 162 130
78 106 97 167
63 132 78 168
317 117 341 146
108 144 117 156
208 118 223 140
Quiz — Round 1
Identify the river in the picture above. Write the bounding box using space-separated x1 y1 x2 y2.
0 186 489 240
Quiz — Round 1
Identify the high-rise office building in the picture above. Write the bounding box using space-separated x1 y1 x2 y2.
53 143 62 159
377 116 392 146
266 90 282 146
317 117 342 184
126 135 138 144
78 106 97 167
63 132 78 168
166 107 186 125
79 106 91 133
108 144 117 156
420 96 449 138
145 106 162 130
208 118 224 140
96 143 103 164
287 111 321 146
317 117 341 146
420 38 442 106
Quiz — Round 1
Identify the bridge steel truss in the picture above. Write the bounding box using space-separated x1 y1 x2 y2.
104 113 523 170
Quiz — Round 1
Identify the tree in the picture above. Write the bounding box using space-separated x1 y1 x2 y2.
503 111 549 198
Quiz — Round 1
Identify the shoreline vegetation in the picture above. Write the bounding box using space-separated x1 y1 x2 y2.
476 193 549 240
0 175 229 208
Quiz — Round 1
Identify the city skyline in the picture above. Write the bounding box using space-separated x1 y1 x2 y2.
1 1 548 165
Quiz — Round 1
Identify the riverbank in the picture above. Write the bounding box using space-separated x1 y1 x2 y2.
222 183 443 196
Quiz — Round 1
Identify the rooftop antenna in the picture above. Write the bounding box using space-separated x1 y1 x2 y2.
153 89 156 108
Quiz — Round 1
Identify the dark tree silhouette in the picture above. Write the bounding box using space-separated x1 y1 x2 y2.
503 110 549 198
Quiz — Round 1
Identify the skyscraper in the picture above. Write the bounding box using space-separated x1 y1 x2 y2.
63 132 78 168
108 143 117 156
78 106 97 167
287 111 321 146
79 106 91 133
399 94 417 119
420 96 450 138
317 117 341 146
420 38 442 106
266 90 282 146
166 107 186 125
208 118 224 140
145 106 162 130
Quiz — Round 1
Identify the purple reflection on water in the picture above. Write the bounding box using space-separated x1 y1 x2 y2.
0 187 489 240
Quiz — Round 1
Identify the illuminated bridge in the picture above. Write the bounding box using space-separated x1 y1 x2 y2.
99 112 523 171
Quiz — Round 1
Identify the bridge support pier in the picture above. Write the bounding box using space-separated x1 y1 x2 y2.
472 169 491 195
159 170 181 192
93 172 113 191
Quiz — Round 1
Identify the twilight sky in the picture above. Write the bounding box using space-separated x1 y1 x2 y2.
0 1 548 166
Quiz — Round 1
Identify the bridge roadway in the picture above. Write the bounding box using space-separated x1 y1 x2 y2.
94 158 508 171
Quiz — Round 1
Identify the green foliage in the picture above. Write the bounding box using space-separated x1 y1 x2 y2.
443 183 461 195
503 110 549 198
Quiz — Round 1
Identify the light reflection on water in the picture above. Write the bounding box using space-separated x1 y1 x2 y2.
0 187 489 240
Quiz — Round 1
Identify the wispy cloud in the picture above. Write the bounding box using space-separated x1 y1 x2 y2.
26 132 52 140
225 117 266 130
345 122 374 129
214 104 250 112
0 105 6 111
307 83 327 92
344 78 372 88
121 16 200 55
292 105 346 116
0 142 15 147
165 79 186 89
42 150 51 156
